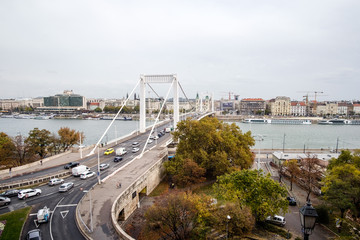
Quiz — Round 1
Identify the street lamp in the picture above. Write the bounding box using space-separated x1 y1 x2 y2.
299 201 318 240
226 215 231 239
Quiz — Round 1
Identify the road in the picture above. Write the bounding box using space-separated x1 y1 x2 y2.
0 121 173 240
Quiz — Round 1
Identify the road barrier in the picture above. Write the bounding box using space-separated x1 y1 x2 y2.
0 170 71 191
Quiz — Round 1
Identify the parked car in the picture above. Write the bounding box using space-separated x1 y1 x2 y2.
132 147 140 153
147 139 153 144
266 215 286 227
59 182 74 192
0 196 11 206
64 162 80 169
132 142 140 147
153 135 159 140
114 156 123 162
26 229 42 240
48 178 64 186
287 196 297 206
0 189 20 198
18 189 42 200
99 163 110 170
104 148 115 155
80 171 95 180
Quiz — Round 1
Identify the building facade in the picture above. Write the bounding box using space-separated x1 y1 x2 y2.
239 98 265 115
270 96 291 116
290 101 307 116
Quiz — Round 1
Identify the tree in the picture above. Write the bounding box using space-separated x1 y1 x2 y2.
298 155 324 201
145 192 214 240
12 134 35 166
322 164 360 218
58 127 84 152
212 202 254 238
328 150 360 170
169 117 255 178
0 132 16 167
25 128 52 159
214 169 288 221
284 159 300 191
94 107 102 113
165 158 206 187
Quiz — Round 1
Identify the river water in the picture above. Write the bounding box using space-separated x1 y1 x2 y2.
0 118 359 150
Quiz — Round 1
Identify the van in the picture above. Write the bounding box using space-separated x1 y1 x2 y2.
165 127 171 133
116 147 127 156
72 165 90 176
266 215 286 226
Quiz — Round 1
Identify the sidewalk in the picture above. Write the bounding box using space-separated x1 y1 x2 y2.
77 146 167 240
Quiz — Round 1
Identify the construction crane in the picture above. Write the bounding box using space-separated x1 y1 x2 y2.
220 92 236 100
298 91 325 115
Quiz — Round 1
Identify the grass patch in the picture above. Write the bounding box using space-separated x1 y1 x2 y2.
0 206 31 240
148 180 169 197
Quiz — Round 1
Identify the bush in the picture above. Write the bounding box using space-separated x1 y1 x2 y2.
316 205 330 224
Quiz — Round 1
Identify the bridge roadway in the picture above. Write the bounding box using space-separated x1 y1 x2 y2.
0 121 173 240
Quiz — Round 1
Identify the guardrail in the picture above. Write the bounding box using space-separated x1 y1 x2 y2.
0 170 72 191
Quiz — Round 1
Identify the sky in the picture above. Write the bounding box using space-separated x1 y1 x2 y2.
0 0 359 101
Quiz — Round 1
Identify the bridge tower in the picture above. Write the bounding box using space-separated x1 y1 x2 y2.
139 74 179 133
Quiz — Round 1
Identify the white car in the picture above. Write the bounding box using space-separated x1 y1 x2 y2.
266 215 286 227
59 182 74 192
132 147 140 153
147 139 153 144
80 171 95 180
18 189 42 200
48 178 64 186
99 163 110 171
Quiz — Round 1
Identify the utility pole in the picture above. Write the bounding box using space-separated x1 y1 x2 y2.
283 134 286 152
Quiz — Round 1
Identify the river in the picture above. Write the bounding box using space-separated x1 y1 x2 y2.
0 118 359 150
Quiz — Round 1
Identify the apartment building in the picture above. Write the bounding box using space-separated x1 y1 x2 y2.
290 101 307 116
270 96 291 116
239 98 266 115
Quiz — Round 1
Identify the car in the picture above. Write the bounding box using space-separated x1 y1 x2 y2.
287 196 297 206
149 135 155 140
26 229 42 240
0 189 20 198
153 135 159 140
64 162 80 169
114 156 123 162
132 147 140 153
59 182 74 192
147 139 153 144
157 133 162 138
0 196 11 206
266 215 286 227
132 142 140 147
80 171 95 179
48 178 64 186
99 163 110 170
18 189 42 200
104 148 115 155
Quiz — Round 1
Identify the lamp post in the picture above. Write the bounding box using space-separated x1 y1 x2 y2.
299 201 318 240
226 215 231 239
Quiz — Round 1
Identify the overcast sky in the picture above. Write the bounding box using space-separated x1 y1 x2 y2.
1 0 359 101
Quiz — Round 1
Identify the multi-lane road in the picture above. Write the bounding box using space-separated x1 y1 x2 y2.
0 123 173 240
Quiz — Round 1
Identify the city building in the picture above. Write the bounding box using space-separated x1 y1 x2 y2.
270 96 291 116
290 101 307 116
239 98 266 115
38 90 86 113
0 98 44 111
337 102 350 116
353 104 360 115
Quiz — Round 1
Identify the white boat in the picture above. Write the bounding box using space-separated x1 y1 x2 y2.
318 119 351 125
243 118 311 125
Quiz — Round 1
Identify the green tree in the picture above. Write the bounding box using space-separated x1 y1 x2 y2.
328 150 360 170
25 128 52 159
298 155 323 201
94 107 102 113
165 158 206 187
284 159 300 191
145 192 214 240
0 132 16 167
169 117 254 178
212 202 254 238
214 169 288 221
58 127 84 152
322 164 360 218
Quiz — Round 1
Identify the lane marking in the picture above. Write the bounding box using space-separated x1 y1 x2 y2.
57 204 77 207
60 210 69 219
50 197 64 240
34 219 39 228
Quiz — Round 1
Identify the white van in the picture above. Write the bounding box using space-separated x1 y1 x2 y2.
116 147 127 156
266 215 286 226
72 165 90 176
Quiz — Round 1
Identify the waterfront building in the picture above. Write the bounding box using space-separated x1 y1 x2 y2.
87 98 106 111
240 98 265 115
0 98 44 110
38 90 86 113
337 102 350 116
354 104 360 115
325 102 338 116
270 96 291 116
316 103 326 116
272 152 340 167
291 101 307 116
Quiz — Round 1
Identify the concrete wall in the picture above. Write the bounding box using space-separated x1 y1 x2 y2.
111 151 167 239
